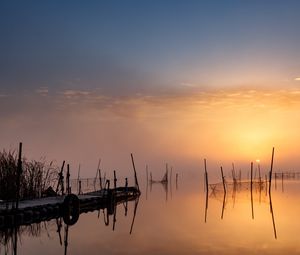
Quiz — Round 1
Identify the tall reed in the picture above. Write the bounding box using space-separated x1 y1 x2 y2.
0 150 58 201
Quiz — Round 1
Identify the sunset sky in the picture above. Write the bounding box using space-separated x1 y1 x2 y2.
1 1 300 177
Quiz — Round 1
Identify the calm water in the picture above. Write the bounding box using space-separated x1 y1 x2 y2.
2 175 300 255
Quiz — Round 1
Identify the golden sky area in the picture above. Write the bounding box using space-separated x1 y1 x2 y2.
1 87 300 176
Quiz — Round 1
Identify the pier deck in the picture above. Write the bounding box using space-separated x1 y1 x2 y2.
0 186 140 229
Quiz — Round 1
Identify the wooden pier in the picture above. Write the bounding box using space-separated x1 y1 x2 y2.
0 186 140 229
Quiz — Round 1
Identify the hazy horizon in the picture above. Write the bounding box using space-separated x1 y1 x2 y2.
1 1 300 177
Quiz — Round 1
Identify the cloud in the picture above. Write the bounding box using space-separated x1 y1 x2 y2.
35 87 49 96
295 77 300 81
60 89 91 99
181 82 197 87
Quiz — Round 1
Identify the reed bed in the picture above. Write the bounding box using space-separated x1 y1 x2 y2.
0 150 58 201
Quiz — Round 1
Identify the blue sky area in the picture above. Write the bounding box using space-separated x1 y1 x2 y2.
1 0 300 95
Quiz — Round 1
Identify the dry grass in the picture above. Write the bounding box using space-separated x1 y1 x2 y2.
0 150 59 201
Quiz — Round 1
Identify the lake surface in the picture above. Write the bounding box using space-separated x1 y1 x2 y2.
2 175 300 255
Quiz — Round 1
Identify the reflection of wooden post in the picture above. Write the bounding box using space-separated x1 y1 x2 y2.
130 197 139 234
251 162 254 219
269 147 275 194
221 192 226 220
275 172 277 190
269 192 277 239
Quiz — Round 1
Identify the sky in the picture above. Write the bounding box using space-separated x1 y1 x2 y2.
1 1 300 178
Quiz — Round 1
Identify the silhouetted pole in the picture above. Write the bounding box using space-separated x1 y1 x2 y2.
113 170 117 189
220 166 226 194
250 162 253 191
16 142 23 210
204 159 208 195
269 147 275 194
66 164 70 195
204 159 209 223
77 164 80 194
131 153 139 191
56 161 65 195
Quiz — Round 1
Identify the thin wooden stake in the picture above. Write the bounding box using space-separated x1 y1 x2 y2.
204 159 208 195
220 166 226 194
131 153 140 191
113 170 117 189
56 161 65 194
66 164 70 195
269 147 275 194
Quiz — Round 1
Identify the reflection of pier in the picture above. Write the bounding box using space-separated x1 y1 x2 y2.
0 196 140 255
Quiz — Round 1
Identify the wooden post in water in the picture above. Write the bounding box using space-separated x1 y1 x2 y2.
56 161 65 195
16 142 23 210
250 162 254 219
66 164 70 195
269 147 275 194
250 162 253 191
94 159 101 190
204 160 209 223
220 166 226 194
113 170 117 189
77 164 80 194
98 168 102 190
131 153 140 191
204 159 208 195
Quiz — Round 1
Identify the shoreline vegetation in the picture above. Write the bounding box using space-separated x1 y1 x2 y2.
0 149 58 201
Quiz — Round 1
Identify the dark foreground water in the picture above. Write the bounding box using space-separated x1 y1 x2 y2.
2 176 300 255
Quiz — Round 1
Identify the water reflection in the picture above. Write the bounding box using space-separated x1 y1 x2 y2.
0 197 140 255
145 164 179 202
205 177 278 239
